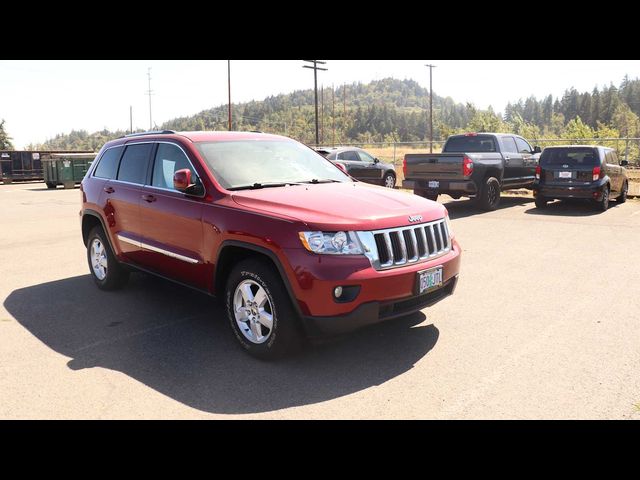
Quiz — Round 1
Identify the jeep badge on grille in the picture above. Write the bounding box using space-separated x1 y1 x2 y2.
408 215 423 223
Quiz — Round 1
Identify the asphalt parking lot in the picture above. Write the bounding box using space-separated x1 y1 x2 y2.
1 182 639 419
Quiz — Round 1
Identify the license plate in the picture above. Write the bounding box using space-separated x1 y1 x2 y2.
558 171 572 178
417 266 443 295
428 181 439 188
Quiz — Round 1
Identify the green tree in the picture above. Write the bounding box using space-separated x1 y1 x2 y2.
0 119 14 149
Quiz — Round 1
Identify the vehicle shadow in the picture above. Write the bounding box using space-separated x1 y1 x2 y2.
4 273 439 415
443 195 534 220
523 199 621 217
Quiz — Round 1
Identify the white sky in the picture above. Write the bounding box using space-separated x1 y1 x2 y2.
1 60 639 149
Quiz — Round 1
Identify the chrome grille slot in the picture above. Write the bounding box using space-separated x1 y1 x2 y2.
363 218 451 270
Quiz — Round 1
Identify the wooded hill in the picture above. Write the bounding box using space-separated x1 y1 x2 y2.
29 76 640 157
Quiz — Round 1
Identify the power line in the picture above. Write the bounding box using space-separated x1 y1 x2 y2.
302 60 328 145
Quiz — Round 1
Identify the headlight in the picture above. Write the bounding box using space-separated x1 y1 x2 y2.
444 212 454 239
299 231 363 255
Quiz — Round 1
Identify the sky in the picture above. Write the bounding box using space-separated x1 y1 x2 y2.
1 60 639 149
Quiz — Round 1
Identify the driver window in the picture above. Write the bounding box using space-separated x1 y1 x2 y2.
358 151 376 163
151 143 197 190
515 137 533 154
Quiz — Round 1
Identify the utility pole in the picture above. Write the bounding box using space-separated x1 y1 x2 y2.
146 67 154 131
227 60 232 131
332 84 336 147
321 84 324 144
302 60 327 145
425 64 436 153
129 106 133 134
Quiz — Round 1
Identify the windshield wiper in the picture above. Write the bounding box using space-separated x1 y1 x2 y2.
228 182 303 191
301 179 342 184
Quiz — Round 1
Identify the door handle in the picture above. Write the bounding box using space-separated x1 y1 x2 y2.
103 186 115 194
142 194 156 203
504 157 510 163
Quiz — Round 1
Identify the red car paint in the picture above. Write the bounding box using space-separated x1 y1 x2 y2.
81 131 461 333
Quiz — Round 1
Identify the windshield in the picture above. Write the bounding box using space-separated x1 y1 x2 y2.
540 148 599 167
444 135 496 153
195 140 350 190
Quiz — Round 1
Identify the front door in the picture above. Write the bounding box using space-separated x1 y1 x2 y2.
139 142 206 289
356 150 384 183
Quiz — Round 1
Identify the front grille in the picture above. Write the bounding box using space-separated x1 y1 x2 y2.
361 218 451 270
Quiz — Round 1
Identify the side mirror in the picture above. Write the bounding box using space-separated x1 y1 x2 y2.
533 146 542 154
173 169 195 192
374 157 380 164
620 159 629 166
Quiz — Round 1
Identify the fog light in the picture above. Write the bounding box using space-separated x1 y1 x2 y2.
334 286 343 298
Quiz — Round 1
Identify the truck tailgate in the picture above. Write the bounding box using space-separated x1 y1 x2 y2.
404 153 464 179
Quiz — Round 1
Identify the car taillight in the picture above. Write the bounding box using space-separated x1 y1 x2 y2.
335 162 347 174
592 166 601 182
535 165 541 180
463 155 473 177
403 155 407 176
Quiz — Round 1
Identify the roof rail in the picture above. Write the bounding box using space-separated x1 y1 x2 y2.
122 130 176 138
250 130 264 133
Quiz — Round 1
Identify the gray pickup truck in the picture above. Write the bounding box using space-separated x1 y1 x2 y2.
402 133 541 210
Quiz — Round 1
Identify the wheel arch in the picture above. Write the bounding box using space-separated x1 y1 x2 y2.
214 240 303 317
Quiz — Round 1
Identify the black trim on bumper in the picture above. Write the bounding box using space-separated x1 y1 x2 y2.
534 183 603 199
302 276 458 337
403 179 477 195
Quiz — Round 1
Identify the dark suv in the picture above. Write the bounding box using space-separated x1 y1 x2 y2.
315 147 397 188
80 131 461 359
533 145 629 211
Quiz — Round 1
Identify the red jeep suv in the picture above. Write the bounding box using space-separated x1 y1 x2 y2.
80 131 461 358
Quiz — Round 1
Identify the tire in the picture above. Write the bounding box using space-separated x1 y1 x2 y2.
414 189 438 202
46 182 56 189
86 226 129 290
617 181 628 203
535 196 548 209
383 172 396 189
476 177 501 211
596 185 610 212
225 258 303 360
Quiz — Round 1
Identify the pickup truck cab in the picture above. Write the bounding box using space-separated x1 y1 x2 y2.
402 133 541 210
80 131 461 359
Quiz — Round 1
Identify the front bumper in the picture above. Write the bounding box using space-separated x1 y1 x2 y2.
302 275 458 337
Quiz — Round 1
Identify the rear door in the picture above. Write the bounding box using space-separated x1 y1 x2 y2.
540 147 599 185
139 142 206 288
605 150 622 193
337 150 365 180
498 136 523 184
106 142 154 265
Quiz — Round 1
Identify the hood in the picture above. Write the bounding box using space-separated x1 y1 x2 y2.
231 182 446 231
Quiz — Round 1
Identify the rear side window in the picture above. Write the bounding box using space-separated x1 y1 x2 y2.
94 146 123 179
540 148 599 167
445 135 496 152
117 143 153 184
338 150 360 161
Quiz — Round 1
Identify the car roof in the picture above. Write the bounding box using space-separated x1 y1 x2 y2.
315 146 365 153
106 130 293 148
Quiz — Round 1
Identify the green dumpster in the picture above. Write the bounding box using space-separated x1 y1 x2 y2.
42 153 96 189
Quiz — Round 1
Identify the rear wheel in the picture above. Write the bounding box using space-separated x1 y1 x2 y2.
617 181 628 203
225 258 303 360
86 226 129 290
46 182 56 189
476 177 501 211
535 196 548 209
596 186 610 212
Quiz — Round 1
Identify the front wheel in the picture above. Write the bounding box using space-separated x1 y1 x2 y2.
46 182 57 189
225 258 303 360
383 173 396 188
476 177 501 211
617 181 628 203
86 226 129 290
